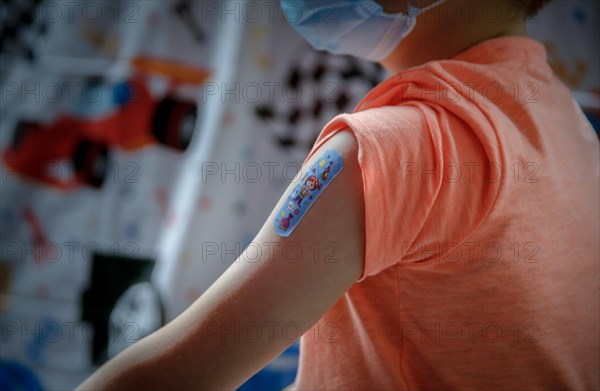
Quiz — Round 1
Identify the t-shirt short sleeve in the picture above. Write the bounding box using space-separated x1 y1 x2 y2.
305 103 501 280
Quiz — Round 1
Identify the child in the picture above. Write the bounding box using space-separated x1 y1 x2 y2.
78 0 599 389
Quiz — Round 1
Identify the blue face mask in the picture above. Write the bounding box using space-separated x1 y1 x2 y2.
280 0 445 61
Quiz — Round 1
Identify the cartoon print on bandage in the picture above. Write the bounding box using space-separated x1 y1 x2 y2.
275 149 344 237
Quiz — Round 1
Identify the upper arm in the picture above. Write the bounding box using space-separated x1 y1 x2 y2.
77 129 365 390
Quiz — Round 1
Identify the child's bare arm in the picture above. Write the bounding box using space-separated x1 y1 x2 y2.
76 129 365 390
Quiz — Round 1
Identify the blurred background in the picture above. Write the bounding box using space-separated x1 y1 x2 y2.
0 1 598 390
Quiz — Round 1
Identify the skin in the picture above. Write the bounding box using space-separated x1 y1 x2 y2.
77 1 527 389
378 0 527 73
78 131 365 390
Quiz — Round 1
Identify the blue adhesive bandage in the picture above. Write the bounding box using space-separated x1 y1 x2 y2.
274 149 344 237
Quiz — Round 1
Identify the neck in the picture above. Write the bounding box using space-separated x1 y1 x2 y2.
379 1 528 74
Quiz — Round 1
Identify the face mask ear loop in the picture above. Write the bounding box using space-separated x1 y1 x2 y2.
408 0 446 17
367 0 445 60
366 14 415 61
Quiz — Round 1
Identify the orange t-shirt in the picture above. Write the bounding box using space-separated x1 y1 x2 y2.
296 36 600 390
